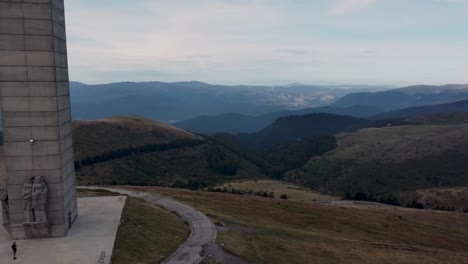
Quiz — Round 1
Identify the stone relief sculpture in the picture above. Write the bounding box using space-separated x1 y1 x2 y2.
23 177 34 223
32 177 48 223
0 186 9 225
23 176 48 223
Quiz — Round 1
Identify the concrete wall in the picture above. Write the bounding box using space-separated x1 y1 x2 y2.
0 0 77 239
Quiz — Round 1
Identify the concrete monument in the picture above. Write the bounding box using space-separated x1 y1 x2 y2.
0 0 78 239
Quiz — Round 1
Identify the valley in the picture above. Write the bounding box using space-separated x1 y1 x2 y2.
1 1 468 263
1 82 468 264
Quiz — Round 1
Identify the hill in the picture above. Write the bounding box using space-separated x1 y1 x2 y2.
128 186 468 264
397 187 468 212
286 121 468 198
174 105 383 134
173 113 267 134
208 113 369 179
213 180 340 202
239 113 371 149
71 116 265 187
333 84 468 111
72 116 203 160
405 112 468 125
373 98 468 119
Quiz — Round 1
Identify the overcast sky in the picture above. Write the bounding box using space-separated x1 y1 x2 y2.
66 0 468 86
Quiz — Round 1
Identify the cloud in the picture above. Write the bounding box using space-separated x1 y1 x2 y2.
447 0 468 3
328 0 377 15
274 49 308 55
64 0 468 86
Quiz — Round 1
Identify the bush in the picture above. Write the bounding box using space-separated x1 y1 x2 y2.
280 194 288 200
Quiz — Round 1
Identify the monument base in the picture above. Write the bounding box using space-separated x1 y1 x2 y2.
24 222 50 239
1 197 125 264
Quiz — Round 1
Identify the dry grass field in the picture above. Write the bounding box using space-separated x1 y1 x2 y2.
126 186 468 264
214 180 340 201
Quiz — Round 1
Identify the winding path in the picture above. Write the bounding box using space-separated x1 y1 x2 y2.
78 186 217 264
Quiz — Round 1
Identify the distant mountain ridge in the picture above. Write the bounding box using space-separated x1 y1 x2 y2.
373 98 468 119
333 84 468 111
70 81 387 122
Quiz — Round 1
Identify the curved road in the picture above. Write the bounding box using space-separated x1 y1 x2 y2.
78 186 217 264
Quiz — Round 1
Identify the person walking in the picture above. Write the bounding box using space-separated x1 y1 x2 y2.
11 242 17 260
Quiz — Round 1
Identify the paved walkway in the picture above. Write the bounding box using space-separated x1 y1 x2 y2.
0 196 126 264
79 187 217 264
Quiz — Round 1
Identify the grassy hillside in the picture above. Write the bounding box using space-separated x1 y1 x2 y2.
214 180 340 202
405 111 468 125
286 122 468 196
238 113 370 149
174 105 384 134
112 197 190 264
73 116 265 188
127 186 468 264
397 187 468 212
73 115 202 160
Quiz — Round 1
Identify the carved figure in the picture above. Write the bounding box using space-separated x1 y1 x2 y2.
23 177 34 222
0 186 8 212
0 186 9 225
31 176 48 222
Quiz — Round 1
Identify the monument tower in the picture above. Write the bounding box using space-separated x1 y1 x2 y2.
0 0 78 239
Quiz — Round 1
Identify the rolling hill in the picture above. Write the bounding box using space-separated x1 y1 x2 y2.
333 84 468 111
72 116 265 187
286 114 468 197
237 113 371 149
174 105 383 134
173 113 267 134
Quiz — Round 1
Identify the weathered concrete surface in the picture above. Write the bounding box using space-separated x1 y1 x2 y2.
79 186 217 264
0 196 125 264
0 0 77 239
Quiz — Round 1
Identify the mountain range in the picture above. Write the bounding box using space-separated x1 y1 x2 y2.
70 81 387 122
333 84 468 110
373 98 468 119
174 105 383 134
173 84 468 134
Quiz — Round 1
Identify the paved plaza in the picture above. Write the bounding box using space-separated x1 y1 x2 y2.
0 196 125 264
